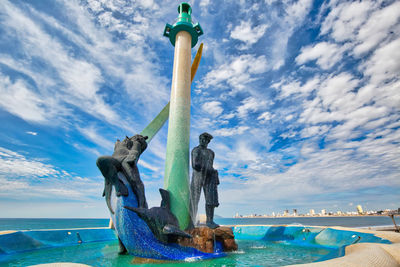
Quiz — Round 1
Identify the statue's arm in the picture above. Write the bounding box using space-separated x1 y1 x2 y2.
214 169 219 185
125 148 140 164
206 150 215 174
191 148 202 171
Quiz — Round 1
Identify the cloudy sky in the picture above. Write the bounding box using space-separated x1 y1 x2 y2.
0 0 399 218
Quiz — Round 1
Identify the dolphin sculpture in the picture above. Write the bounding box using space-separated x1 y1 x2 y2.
124 189 191 243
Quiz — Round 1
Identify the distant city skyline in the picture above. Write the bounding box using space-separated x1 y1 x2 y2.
0 0 399 218
234 205 400 218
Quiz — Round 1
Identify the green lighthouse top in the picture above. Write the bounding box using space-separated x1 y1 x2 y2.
163 2 203 48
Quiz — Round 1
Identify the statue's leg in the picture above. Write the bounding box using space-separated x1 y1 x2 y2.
190 174 202 224
205 205 219 229
204 183 219 229
121 161 148 209
96 156 128 197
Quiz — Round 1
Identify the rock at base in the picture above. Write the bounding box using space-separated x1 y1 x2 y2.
178 226 238 253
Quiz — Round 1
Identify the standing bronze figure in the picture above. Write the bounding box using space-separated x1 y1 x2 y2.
190 132 220 229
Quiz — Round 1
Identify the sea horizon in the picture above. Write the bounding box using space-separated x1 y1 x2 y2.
0 214 393 219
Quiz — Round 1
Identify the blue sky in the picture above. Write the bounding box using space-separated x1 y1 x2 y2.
0 0 399 218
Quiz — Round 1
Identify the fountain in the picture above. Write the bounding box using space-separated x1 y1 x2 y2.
0 2 400 266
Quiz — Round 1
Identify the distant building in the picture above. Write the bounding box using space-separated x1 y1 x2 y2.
284 210 289 216
357 205 363 214
293 209 297 216
321 209 327 216
309 209 315 216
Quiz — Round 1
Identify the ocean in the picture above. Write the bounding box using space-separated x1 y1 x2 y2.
0 216 397 231
0 218 109 231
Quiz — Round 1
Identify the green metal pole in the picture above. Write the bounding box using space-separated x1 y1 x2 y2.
163 3 203 230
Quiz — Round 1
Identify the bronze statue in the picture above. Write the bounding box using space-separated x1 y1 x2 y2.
96 134 148 212
190 132 220 229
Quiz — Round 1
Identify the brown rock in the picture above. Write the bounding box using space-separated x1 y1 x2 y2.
197 237 207 251
205 240 214 253
214 226 235 239
223 238 238 251
205 227 214 240
177 226 237 253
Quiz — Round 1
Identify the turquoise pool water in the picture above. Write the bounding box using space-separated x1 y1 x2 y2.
0 225 391 266
0 239 334 266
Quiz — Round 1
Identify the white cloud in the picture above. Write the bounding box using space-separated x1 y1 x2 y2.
26 131 38 136
0 1 120 125
296 42 347 70
230 20 269 49
237 97 268 119
257 111 273 123
301 125 330 138
320 1 376 42
273 76 320 99
299 72 361 125
362 38 400 85
0 75 49 123
319 0 400 56
0 0 171 133
77 126 115 150
354 1 400 56
269 0 313 69
0 146 103 202
199 54 268 94
138 159 160 173
214 126 250 137
0 147 58 177
218 138 400 212
199 0 211 13
202 101 223 117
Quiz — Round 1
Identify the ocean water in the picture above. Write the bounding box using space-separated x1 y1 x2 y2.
0 218 109 231
0 216 396 231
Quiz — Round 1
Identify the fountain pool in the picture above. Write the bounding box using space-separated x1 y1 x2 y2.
0 225 395 266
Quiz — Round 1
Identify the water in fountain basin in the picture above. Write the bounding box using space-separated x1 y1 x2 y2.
0 239 335 266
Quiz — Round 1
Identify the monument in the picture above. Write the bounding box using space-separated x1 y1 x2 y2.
96 2 237 260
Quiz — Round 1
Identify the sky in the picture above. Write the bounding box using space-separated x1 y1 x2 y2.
0 0 399 218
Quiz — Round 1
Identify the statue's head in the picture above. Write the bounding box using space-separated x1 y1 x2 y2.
130 134 148 153
121 135 148 153
199 132 213 147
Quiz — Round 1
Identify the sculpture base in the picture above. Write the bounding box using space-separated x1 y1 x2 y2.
178 226 238 253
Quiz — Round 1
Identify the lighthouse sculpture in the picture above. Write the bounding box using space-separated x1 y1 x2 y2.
163 2 203 230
